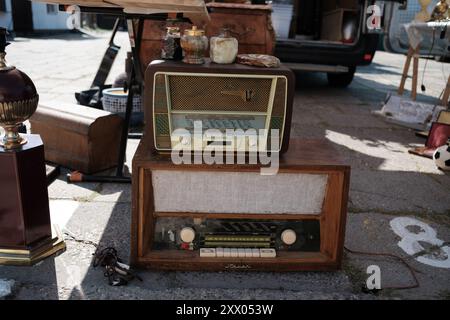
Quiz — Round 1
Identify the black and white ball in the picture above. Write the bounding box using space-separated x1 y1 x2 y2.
433 144 450 171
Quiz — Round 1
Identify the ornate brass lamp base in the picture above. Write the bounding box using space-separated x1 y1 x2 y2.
0 134 27 149
0 225 66 266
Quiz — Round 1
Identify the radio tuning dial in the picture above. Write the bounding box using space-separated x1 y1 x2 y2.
281 229 297 245
180 227 196 243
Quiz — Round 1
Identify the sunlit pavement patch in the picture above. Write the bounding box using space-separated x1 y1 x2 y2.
0 279 15 299
49 200 80 231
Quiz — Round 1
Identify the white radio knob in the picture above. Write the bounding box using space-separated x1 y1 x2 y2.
180 227 196 243
281 229 297 245
180 136 190 146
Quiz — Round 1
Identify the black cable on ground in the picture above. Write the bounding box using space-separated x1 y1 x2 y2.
63 231 142 286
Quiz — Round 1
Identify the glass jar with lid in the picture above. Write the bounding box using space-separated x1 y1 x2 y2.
161 26 182 60
180 26 209 64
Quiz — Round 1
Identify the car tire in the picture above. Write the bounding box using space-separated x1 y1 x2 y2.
327 67 356 88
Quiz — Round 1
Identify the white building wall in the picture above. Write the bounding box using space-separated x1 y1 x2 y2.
31 2 69 30
0 0 13 31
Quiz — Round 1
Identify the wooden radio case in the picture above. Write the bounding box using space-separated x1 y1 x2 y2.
144 60 295 154
131 138 350 271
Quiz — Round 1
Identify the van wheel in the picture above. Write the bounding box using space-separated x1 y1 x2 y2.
327 67 356 88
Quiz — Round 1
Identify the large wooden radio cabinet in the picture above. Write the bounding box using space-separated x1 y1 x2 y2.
131 138 350 271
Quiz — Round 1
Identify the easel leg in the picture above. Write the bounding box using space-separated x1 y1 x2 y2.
412 46 420 100
441 75 450 107
398 47 414 96
412 53 419 101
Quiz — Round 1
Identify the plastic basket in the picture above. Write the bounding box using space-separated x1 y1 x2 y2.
102 88 143 114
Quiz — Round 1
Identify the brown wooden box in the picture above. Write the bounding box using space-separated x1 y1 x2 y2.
29 102 123 174
131 138 350 271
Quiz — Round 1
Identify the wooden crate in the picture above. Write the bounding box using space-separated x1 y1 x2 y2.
30 102 123 174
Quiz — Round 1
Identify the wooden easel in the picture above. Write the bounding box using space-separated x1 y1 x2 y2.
398 45 450 107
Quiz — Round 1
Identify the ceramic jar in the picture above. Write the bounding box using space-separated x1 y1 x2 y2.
210 29 238 64
180 26 208 64
161 26 182 60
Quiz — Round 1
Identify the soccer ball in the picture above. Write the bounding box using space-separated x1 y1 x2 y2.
433 144 450 171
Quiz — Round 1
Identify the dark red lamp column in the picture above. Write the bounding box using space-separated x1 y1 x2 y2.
0 28 65 265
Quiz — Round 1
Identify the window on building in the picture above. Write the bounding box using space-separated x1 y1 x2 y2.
46 4 58 15
0 0 7 13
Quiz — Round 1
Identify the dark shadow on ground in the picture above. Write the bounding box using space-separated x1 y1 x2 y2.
0 254 59 299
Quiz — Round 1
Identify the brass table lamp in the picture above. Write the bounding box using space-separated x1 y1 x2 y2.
0 28 65 265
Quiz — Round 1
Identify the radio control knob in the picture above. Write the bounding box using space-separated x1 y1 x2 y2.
180 136 190 146
281 229 297 245
180 227 196 243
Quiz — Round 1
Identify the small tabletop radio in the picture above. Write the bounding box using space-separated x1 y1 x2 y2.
144 60 295 153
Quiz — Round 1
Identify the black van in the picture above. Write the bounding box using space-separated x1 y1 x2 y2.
273 0 404 87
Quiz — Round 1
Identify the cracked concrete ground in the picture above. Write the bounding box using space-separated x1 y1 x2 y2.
0 31 449 300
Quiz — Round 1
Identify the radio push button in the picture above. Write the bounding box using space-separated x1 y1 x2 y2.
199 248 277 258
260 248 277 258
200 248 216 257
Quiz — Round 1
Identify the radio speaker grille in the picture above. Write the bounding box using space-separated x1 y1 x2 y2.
152 170 328 214
168 75 273 112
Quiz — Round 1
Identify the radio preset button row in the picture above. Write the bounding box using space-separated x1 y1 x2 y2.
200 248 276 258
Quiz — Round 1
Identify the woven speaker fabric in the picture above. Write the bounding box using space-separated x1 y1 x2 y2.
152 170 327 214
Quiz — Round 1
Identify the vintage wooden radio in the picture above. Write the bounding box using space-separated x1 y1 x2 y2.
144 60 295 153
131 138 350 271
